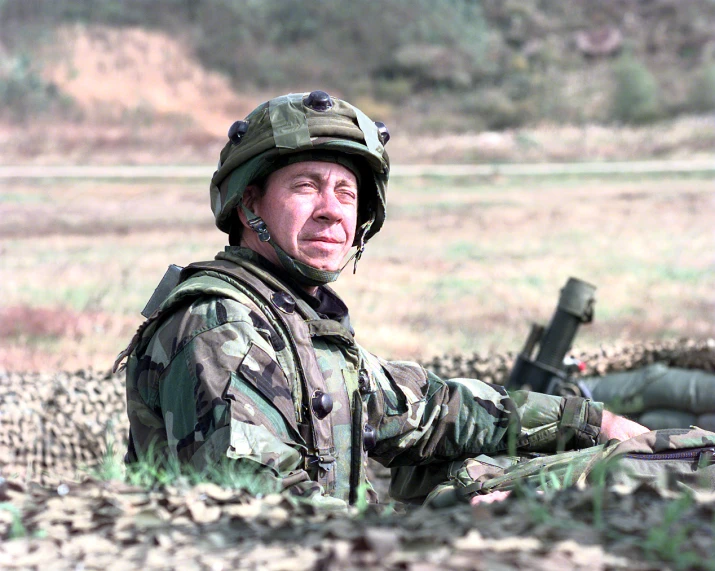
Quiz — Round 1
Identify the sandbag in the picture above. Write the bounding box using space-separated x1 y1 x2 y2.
422 428 715 508
695 413 715 433
581 364 715 415
636 409 697 430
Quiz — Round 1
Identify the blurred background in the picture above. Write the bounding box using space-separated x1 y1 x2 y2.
1 0 714 372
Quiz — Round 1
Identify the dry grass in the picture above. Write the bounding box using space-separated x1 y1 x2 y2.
1 173 713 371
4 116 715 167
388 116 715 164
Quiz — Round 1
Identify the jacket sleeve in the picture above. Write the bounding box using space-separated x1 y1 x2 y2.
359 356 603 504
361 354 603 467
126 296 346 511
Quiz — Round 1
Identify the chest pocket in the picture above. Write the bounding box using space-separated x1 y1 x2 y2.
306 319 357 348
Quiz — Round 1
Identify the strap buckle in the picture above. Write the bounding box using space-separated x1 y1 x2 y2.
248 218 271 242
307 454 336 471
306 449 337 472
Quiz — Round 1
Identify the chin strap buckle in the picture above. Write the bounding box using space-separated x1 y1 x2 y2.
353 243 365 274
242 203 271 242
247 217 271 242
350 221 371 274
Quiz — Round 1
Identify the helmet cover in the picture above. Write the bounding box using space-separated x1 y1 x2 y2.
210 92 390 246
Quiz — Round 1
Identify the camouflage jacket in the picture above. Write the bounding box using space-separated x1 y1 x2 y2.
122 247 604 509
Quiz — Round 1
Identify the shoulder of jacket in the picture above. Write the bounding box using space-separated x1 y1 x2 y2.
161 273 251 310
136 293 275 378
118 275 262 370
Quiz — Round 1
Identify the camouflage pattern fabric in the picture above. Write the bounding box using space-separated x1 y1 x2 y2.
121 247 604 509
420 427 715 508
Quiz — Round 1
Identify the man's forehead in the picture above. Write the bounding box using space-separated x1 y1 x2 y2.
271 160 358 184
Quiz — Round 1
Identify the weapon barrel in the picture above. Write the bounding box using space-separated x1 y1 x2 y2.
535 277 595 369
536 278 596 369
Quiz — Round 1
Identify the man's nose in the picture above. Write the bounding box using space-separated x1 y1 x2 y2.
314 188 344 221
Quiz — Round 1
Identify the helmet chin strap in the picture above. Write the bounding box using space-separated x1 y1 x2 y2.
242 204 348 287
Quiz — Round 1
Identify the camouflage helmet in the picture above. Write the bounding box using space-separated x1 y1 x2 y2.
210 91 390 248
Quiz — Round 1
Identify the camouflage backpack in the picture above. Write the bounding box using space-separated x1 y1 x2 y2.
404 428 715 508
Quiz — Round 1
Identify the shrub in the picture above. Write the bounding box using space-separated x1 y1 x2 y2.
687 62 715 113
373 78 414 104
0 54 70 121
387 43 473 90
610 54 660 124
460 88 531 130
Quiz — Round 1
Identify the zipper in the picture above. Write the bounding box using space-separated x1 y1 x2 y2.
625 447 715 464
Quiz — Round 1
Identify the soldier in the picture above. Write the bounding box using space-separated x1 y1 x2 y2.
116 91 647 508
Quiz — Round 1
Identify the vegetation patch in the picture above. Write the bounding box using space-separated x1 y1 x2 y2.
2 0 715 142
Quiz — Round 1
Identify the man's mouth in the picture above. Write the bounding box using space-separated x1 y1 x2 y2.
304 236 343 244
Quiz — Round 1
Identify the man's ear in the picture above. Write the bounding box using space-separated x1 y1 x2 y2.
237 185 261 228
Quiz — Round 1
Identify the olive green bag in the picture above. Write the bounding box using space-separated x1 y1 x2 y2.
581 364 715 431
423 428 715 508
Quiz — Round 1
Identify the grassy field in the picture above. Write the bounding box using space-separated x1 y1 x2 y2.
1 172 713 372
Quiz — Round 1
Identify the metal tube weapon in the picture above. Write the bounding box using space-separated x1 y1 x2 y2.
506 277 596 395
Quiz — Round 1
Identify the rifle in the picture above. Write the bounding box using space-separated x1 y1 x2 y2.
505 277 596 397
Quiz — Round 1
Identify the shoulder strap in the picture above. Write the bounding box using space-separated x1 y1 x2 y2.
112 272 255 372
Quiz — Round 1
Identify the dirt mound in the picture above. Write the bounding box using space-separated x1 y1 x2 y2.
41 25 257 137
2 25 266 164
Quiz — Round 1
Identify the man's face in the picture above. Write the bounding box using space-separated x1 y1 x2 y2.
242 161 359 272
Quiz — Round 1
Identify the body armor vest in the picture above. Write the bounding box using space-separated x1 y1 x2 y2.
120 251 373 503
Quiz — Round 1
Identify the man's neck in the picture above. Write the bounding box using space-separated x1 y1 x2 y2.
236 243 318 295
223 245 353 331
238 241 321 295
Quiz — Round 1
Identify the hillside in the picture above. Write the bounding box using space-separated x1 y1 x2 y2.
1 0 715 164
0 25 261 164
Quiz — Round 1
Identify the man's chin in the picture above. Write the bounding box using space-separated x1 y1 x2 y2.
300 257 342 272
298 243 348 271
